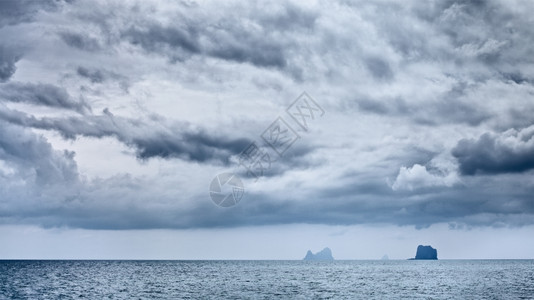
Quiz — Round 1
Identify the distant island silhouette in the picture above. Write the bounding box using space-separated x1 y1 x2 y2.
410 245 438 260
303 247 334 261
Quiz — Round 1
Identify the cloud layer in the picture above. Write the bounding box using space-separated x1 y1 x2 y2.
1 0 534 230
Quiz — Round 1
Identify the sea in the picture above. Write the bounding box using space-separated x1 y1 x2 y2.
1 260 533 299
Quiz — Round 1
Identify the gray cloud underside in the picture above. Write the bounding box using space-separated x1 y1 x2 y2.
0 119 78 186
1 166 533 230
453 126 534 175
0 82 90 113
0 0 63 28
0 46 21 82
0 106 250 164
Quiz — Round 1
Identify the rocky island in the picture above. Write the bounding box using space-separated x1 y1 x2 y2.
413 245 438 260
303 247 334 261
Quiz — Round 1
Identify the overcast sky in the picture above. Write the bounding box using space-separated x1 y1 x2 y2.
1 0 534 259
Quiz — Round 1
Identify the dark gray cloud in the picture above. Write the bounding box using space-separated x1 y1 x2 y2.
232 141 322 181
77 67 104 83
4 168 532 230
123 23 200 57
500 72 533 85
122 21 288 69
0 106 250 164
0 82 90 113
75 66 130 92
59 32 101 52
131 127 250 163
0 0 60 28
364 57 394 81
354 92 491 126
0 46 20 82
221 172 534 230
117 2 318 72
0 119 78 186
452 126 534 175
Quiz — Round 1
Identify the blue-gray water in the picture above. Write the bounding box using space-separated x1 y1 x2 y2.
1 260 533 299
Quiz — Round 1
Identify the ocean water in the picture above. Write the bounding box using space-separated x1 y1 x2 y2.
1 260 533 299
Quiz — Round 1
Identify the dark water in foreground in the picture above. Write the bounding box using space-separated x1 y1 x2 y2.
1 260 533 299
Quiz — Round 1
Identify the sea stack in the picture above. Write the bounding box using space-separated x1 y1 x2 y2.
303 247 334 261
414 245 438 260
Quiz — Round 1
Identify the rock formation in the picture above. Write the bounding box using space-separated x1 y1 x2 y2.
414 245 438 260
303 247 334 261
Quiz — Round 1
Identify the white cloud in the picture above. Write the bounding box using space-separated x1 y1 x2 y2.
392 164 460 191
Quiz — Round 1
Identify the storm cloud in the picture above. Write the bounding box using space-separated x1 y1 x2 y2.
0 0 61 28
0 105 250 164
0 119 78 186
453 126 534 175
59 32 102 52
121 14 294 69
1 0 534 231
0 82 90 113
0 46 20 82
